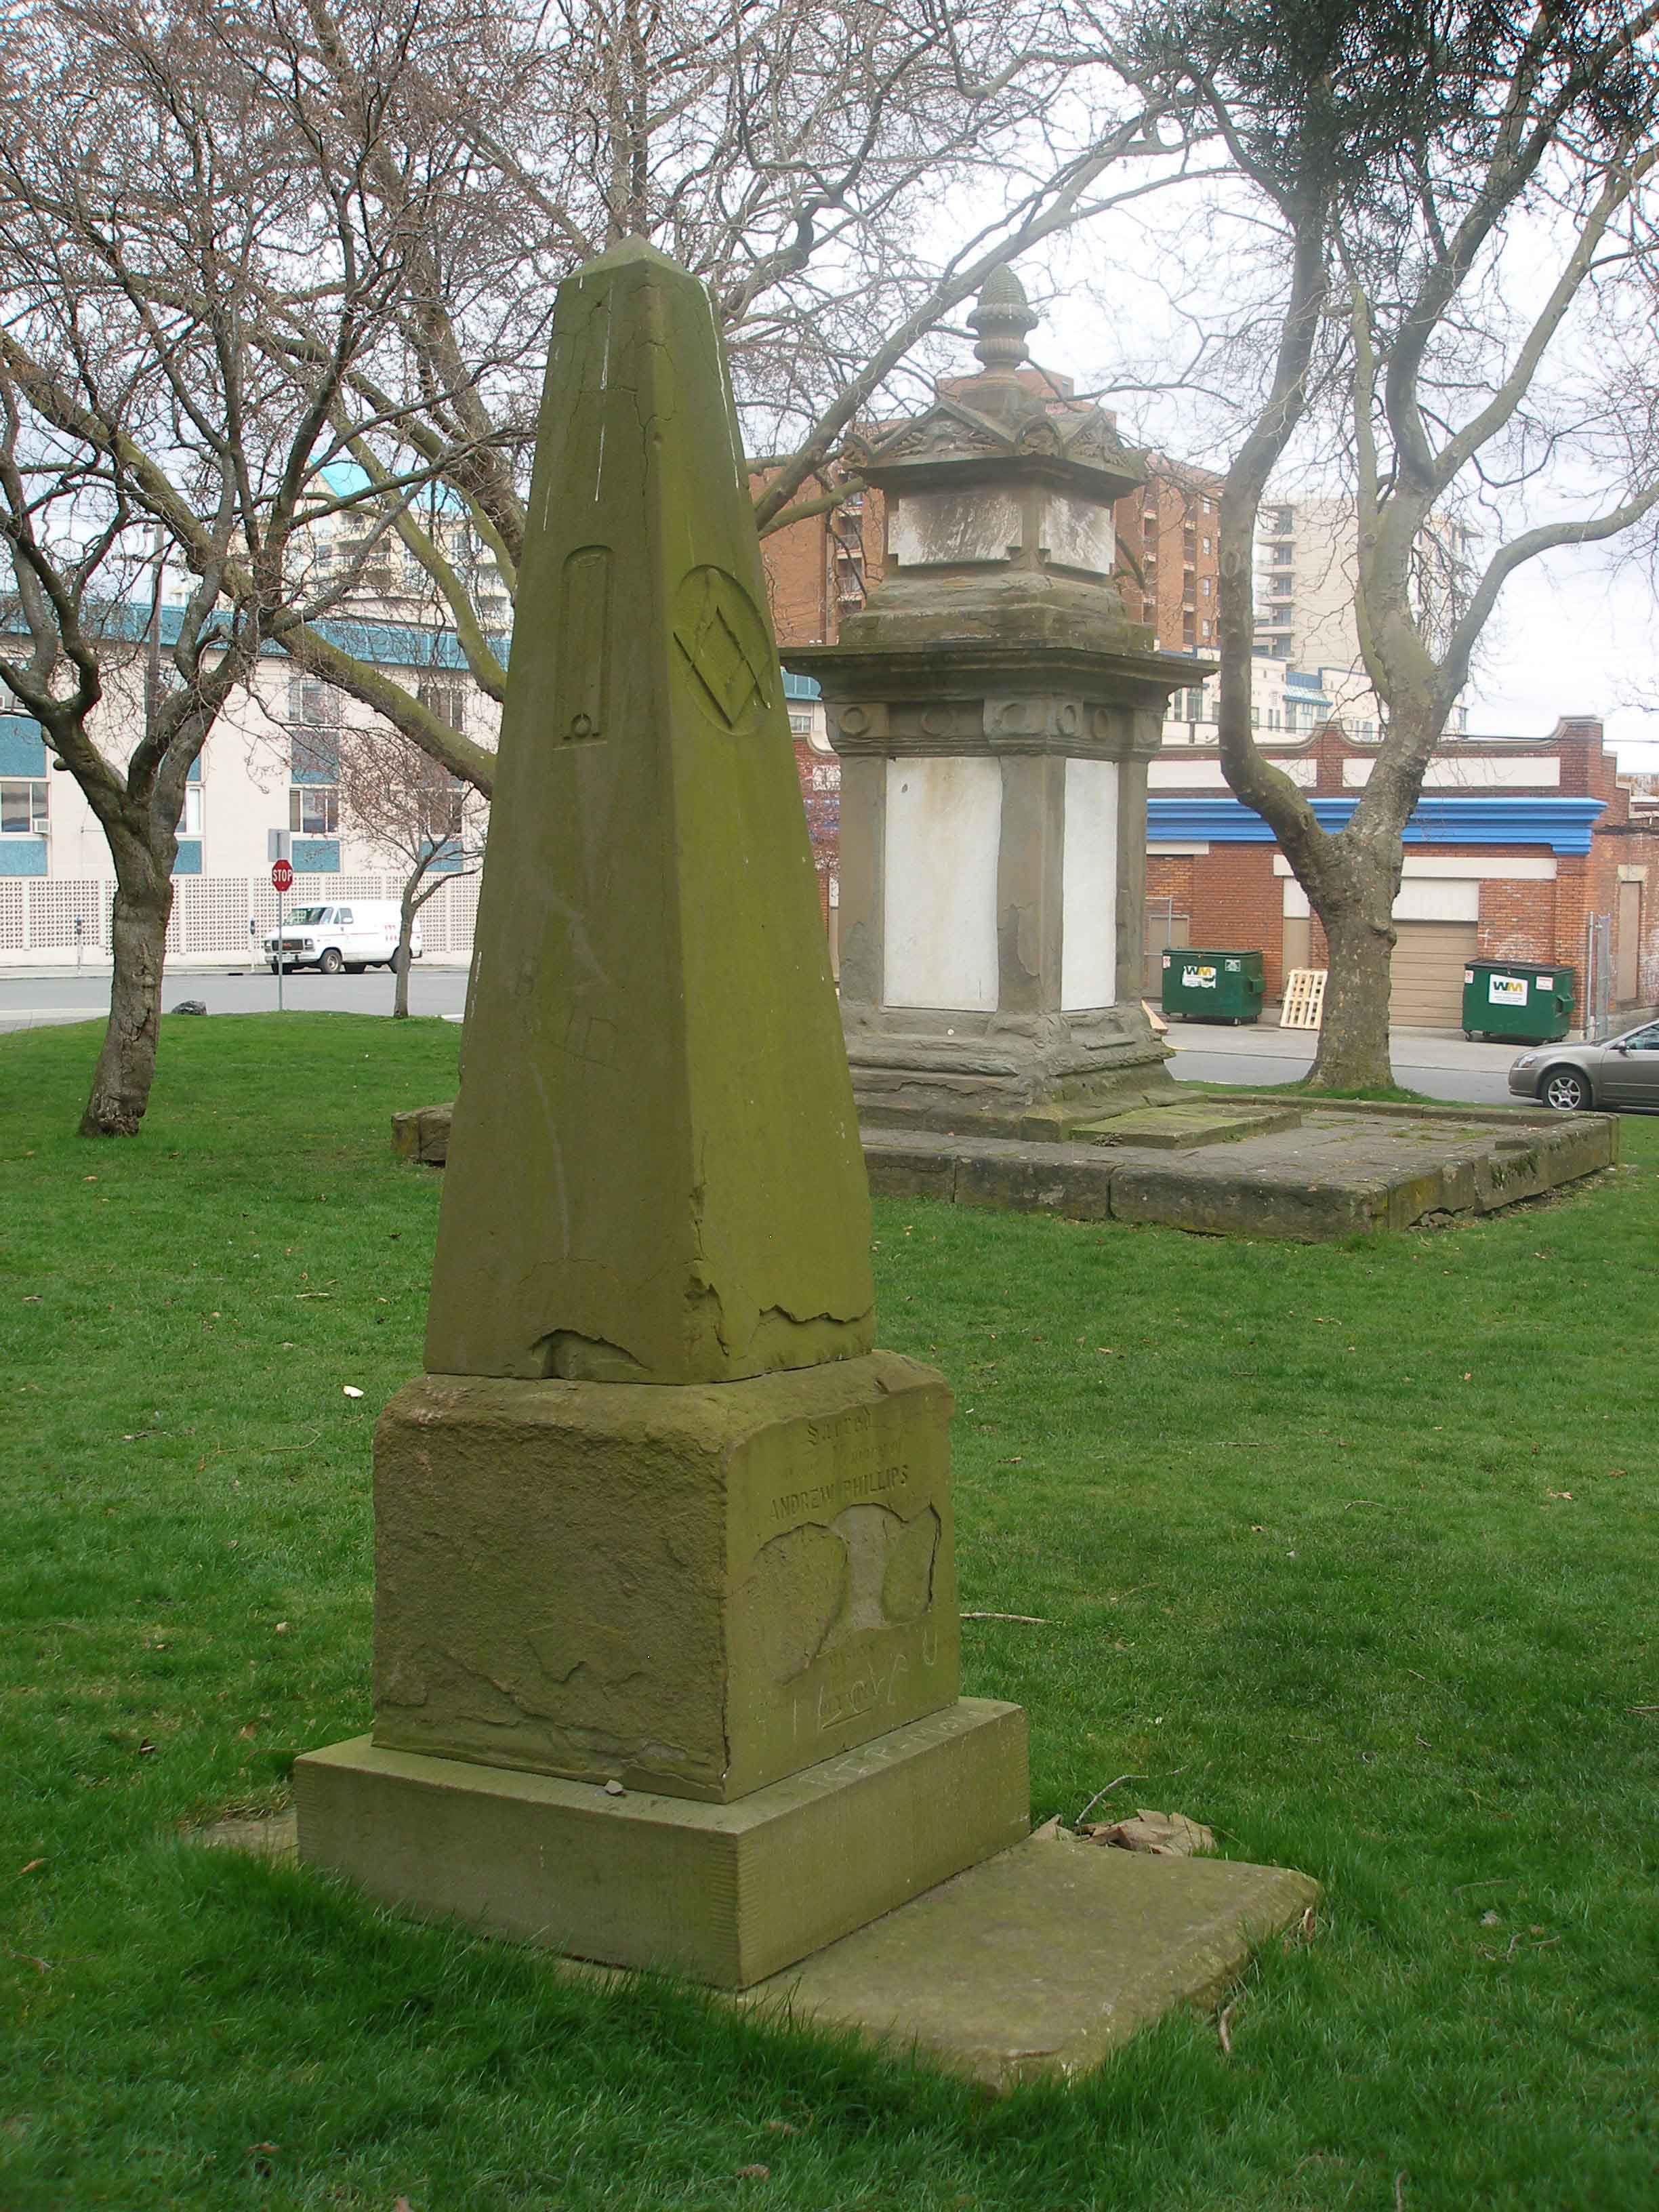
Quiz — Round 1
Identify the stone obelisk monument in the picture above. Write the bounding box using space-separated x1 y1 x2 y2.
295 241 1028 1988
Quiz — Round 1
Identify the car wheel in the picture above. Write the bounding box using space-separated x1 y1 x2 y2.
319 947 344 975
268 962 279 975
1541 1066 1591 1112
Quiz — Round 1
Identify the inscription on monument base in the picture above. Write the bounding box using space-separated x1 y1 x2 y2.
371 1353 959 1805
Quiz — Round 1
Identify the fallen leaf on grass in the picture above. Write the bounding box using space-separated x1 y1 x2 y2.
1216 1999 1237 2055
18 1859 45 1876
1087 1809 1214 1857
343 1385 365 1399
735 2165 771 2180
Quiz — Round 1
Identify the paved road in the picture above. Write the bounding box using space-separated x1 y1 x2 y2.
1 966 1534 1105
0 964 472 1031
1164 1019 1521 1107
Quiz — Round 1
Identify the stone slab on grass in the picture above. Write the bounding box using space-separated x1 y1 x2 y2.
406 1099 1614 1237
1073 1101 1302 1149
199 1805 1315 2091
744 1828 1318 2091
865 1105 1616 1240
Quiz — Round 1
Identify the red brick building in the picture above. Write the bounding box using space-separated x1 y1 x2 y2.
1147 716 1659 1026
1112 459 1225 656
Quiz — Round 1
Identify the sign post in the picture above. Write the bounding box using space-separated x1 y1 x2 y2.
270 857 294 1010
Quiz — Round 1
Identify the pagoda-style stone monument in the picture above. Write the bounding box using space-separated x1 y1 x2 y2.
788 267 1212 1135
294 241 1028 1989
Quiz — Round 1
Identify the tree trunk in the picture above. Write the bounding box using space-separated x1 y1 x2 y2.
393 888 415 1019
1307 882 1397 1092
81 831 173 1136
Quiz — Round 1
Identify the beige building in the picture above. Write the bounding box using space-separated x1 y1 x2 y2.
1254 495 1473 730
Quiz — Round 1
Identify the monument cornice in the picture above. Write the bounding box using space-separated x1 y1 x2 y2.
783 642 1216 760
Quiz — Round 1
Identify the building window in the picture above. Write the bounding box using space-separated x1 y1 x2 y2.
417 680 467 731
1 779 47 835
288 677 342 729
291 785 340 836
1202 537 1212 556
177 786 204 838
788 709 813 735
422 779 466 842
1201 576 1211 597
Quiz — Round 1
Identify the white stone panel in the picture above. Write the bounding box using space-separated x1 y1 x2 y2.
1424 754 1561 789
883 756 1001 1010
1149 756 1317 788
1061 758 1118 1010
1042 496 1115 575
1343 756 1560 789
889 490 1022 569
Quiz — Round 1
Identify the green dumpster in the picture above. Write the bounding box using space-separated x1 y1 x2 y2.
1462 960 1575 1044
1161 948 1267 1025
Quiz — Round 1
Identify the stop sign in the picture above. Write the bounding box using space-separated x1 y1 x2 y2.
270 859 294 893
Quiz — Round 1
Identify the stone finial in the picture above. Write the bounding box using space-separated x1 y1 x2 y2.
968 264 1040 375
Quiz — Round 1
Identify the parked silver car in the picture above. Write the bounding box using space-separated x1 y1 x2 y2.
1509 1018 1659 1111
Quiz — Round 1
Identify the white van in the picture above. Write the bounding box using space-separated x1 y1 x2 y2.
262 902 422 975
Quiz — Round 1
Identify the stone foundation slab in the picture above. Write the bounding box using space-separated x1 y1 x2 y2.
294 1700 1029 1990
749 1827 1319 2090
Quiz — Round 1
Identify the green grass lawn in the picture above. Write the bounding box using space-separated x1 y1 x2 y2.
2 1014 1656 2211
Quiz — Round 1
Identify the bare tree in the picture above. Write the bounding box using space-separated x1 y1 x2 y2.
335 716 480 1017
0 0 491 1128
1132 0 1659 1088
7 0 1202 793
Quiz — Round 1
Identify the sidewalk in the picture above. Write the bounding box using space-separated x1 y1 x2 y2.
1164 1017 1523 1076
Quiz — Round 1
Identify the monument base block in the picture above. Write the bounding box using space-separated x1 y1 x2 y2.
843 1008 1183 1137
294 1698 1029 1990
372 1353 961 1804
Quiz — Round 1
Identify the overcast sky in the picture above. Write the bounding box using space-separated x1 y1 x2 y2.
1002 168 1659 773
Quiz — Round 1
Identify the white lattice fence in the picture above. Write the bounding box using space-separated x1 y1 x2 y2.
1 872 477 962
415 873 480 954
26 878 111 949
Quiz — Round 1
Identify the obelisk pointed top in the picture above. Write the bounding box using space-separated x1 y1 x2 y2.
425 243 875 1387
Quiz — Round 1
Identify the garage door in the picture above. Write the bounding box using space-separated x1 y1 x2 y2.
1389 920 1478 1027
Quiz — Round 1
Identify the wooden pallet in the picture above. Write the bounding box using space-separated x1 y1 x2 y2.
1280 968 1328 1031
